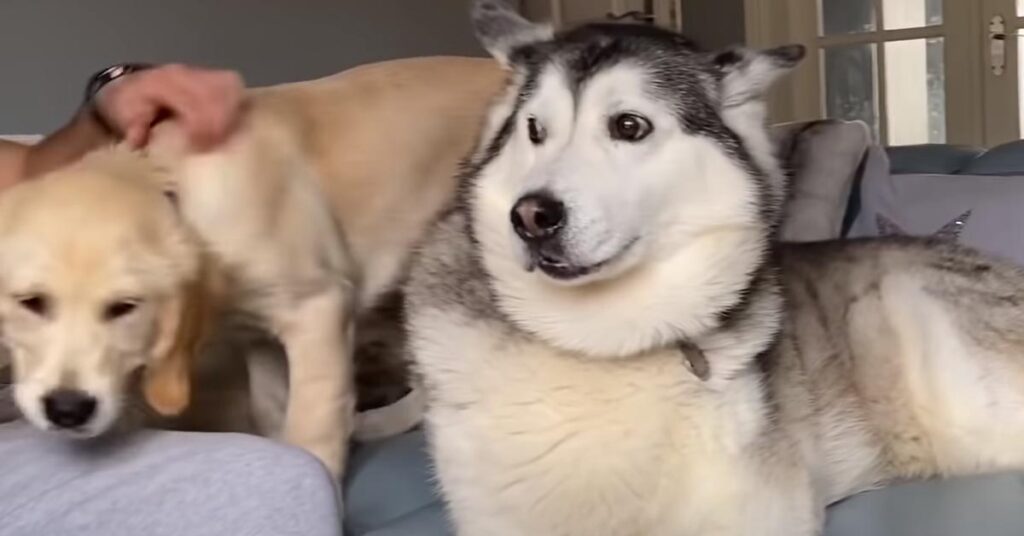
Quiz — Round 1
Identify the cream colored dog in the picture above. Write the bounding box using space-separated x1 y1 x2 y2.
0 56 505 480
0 154 205 438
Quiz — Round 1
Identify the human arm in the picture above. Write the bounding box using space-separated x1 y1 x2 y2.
1 63 245 185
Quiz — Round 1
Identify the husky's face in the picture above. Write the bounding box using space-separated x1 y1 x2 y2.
500 61 704 283
465 1 803 359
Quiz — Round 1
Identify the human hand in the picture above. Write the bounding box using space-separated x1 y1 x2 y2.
95 64 245 150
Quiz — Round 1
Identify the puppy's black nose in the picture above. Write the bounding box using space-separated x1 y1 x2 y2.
511 193 566 242
43 389 97 429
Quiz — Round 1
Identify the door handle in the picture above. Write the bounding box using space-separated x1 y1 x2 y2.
992 14 1008 76
606 10 655 23
607 0 656 24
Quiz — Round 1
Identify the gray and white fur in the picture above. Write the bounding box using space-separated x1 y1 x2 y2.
405 2 1024 535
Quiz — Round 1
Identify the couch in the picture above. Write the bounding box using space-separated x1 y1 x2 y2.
341 125 1024 535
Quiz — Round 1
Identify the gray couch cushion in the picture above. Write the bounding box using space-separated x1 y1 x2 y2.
344 431 444 536
346 430 1024 535
886 140 1024 177
826 474 1024 536
961 140 1024 176
848 171 1024 265
887 144 985 175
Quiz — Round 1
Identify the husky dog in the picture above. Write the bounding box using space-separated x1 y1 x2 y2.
405 2 1024 535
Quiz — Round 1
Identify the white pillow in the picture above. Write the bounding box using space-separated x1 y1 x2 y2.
0 135 42 145
772 120 875 242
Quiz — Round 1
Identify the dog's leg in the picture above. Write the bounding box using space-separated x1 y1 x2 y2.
272 284 355 480
245 339 289 437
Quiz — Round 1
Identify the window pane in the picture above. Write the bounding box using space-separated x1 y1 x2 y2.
885 38 946 145
820 0 875 36
824 44 879 140
1019 0 1024 17
883 0 942 30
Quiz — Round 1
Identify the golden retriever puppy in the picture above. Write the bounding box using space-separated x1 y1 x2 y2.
0 149 206 437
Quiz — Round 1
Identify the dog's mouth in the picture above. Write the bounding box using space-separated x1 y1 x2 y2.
51 425 100 438
23 411 102 438
526 239 638 282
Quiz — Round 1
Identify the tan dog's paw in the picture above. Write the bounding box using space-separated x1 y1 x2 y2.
303 440 345 479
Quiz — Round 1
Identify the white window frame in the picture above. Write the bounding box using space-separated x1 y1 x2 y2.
745 0 986 146
524 0 683 31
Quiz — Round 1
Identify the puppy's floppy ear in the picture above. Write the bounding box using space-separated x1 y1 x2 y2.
472 0 552 67
142 271 211 417
713 44 806 108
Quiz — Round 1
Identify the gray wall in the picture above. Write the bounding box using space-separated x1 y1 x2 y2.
0 0 486 134
523 0 747 51
681 0 746 50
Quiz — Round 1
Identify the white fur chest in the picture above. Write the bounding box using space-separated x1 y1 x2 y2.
412 310 771 536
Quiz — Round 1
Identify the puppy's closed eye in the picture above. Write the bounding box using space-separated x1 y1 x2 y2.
103 299 141 321
15 294 49 317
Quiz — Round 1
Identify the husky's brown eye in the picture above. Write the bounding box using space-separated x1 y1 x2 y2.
527 116 547 145
609 113 653 142
104 300 139 321
16 294 48 316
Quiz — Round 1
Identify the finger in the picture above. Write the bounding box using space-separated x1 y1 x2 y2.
136 70 211 146
158 68 245 149
204 71 245 144
170 76 227 149
160 74 225 149
181 70 245 148
125 124 147 149
116 92 155 129
126 104 162 148
96 80 145 134
118 91 167 148
98 70 189 141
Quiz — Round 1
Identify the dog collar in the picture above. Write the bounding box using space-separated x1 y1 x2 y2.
677 341 710 381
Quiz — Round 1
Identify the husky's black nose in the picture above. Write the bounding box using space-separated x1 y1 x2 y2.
43 389 97 429
511 193 565 242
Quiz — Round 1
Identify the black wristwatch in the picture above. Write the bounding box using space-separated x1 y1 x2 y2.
83 63 153 135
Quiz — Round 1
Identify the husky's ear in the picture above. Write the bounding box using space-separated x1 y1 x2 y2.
713 44 805 107
472 0 552 67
